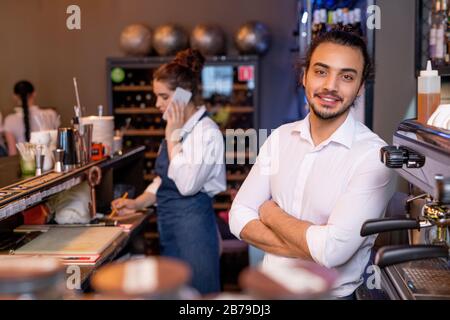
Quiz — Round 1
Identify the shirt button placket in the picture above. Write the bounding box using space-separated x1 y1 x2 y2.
292 151 318 219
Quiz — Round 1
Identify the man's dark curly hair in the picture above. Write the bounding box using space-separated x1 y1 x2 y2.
298 26 373 87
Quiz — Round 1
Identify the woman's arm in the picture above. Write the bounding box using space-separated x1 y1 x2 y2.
168 127 224 196
134 191 157 210
4 131 17 156
111 176 161 215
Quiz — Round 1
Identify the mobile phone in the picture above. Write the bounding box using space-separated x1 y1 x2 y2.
162 87 192 121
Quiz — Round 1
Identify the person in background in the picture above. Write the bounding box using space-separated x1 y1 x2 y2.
3 80 60 155
111 49 226 295
0 112 8 157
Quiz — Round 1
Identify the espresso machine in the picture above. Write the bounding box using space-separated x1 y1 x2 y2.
360 120 450 300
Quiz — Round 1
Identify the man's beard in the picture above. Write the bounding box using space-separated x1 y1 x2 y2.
308 95 358 120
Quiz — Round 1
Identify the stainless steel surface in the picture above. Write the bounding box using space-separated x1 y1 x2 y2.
57 127 77 171
422 203 450 245
384 258 450 300
53 149 64 173
75 124 93 166
377 119 450 299
34 145 44 177
393 120 450 196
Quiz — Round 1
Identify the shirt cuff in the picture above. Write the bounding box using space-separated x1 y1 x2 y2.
167 152 186 181
229 205 260 240
306 224 329 267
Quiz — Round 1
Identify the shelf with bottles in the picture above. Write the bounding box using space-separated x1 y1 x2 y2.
418 0 450 70
145 151 159 159
108 56 259 215
114 106 254 115
296 0 375 55
122 136 163 153
116 113 165 132
114 91 156 110
113 83 252 92
114 107 160 114
122 130 165 136
429 0 450 67
311 6 364 40
113 85 153 92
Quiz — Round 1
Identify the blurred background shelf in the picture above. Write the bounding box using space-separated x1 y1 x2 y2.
107 56 260 256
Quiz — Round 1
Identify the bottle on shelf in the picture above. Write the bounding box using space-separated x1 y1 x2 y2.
342 8 350 27
127 72 134 86
145 93 153 106
312 9 322 39
327 10 336 32
353 8 363 36
348 9 355 27
430 0 447 66
336 8 344 29
125 95 132 105
319 9 327 37
134 115 144 129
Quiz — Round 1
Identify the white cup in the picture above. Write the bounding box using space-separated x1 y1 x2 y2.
427 104 450 129
30 131 50 146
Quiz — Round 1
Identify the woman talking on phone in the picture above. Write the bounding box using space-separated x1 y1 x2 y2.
111 49 226 294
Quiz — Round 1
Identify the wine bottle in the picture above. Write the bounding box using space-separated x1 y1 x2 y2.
342 8 350 27
431 0 447 66
312 9 321 39
336 8 343 28
348 9 355 27
327 10 336 32
353 8 363 36
319 9 327 35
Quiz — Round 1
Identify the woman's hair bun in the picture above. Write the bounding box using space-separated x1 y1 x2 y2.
173 48 205 74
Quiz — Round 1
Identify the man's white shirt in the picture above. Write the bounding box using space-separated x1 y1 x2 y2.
229 109 395 297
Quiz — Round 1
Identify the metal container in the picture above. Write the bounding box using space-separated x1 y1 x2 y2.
57 128 77 171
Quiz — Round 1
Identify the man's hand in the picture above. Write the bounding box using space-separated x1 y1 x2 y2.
259 199 279 225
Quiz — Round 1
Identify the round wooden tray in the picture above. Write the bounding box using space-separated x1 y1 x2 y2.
91 256 191 298
0 257 65 295
0 256 63 281
239 260 338 299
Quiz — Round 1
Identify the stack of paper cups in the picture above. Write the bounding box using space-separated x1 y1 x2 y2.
80 116 114 156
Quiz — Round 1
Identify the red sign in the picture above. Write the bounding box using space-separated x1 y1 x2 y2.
238 66 254 82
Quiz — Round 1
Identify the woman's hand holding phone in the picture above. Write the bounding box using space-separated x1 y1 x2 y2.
165 100 185 143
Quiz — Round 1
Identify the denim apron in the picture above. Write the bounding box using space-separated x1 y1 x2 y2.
154 112 220 294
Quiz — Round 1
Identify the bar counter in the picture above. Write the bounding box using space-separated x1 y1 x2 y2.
0 146 154 295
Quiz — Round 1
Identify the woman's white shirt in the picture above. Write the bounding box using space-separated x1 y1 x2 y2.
3 106 60 143
145 106 226 197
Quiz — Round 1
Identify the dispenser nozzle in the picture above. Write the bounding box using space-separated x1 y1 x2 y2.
420 60 439 77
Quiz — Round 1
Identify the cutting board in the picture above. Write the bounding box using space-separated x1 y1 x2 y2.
14 227 123 256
